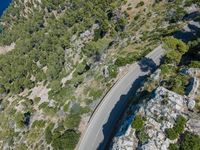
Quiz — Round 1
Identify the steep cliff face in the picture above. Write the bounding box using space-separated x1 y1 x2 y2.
0 0 198 149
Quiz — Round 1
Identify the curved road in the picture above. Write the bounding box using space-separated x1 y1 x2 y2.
77 45 165 150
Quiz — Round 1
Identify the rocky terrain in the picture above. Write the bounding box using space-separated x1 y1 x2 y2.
112 68 200 150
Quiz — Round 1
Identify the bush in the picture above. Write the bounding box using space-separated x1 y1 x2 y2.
160 64 177 76
132 115 144 131
189 61 200 68
89 88 103 100
174 115 187 133
134 15 140 20
83 38 111 57
45 124 54 144
171 75 189 95
0 86 6 94
136 1 144 8
63 103 70 112
180 132 200 150
165 50 182 65
115 56 128 67
137 128 149 144
163 37 189 65
166 128 178 140
34 97 41 104
108 65 118 78
169 143 179 150
163 37 189 53
75 62 87 75
115 52 139 67
65 114 81 129
115 17 127 32
15 112 24 128
166 115 187 140
52 129 80 150
31 120 46 128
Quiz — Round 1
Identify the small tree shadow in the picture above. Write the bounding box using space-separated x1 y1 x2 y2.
138 57 157 73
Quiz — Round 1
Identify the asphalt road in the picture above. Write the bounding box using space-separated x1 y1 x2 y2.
77 45 165 150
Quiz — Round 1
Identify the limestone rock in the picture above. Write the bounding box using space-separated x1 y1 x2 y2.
141 141 158 150
187 99 196 110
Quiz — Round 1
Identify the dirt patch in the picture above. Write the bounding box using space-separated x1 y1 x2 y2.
78 114 90 134
122 0 154 18
27 83 50 104
0 43 15 55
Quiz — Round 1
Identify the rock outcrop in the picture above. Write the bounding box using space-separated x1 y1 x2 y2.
112 86 200 150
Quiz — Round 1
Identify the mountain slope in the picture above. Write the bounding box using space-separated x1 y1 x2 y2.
0 0 198 149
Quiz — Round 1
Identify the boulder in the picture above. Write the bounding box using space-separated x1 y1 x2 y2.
102 66 109 78
187 119 200 135
187 99 196 110
141 141 158 150
161 140 170 150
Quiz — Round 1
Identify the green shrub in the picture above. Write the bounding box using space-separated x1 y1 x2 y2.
169 143 179 150
115 56 127 67
15 112 24 128
163 37 189 65
63 103 70 112
75 62 87 75
134 15 140 20
31 120 46 128
127 6 132 10
38 102 48 110
132 115 144 131
0 86 6 94
83 38 111 57
166 115 187 140
160 64 177 75
137 128 149 144
108 65 118 78
65 114 81 129
45 124 54 144
34 97 41 104
163 37 189 53
171 75 189 95
115 52 139 67
136 1 144 8
166 128 178 140
52 129 80 150
174 115 187 133
16 144 28 150
189 61 200 68
89 88 103 100
180 132 200 150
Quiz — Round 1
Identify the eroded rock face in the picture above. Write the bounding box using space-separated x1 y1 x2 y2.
112 86 200 150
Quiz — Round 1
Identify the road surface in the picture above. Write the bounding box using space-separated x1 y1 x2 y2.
77 45 165 150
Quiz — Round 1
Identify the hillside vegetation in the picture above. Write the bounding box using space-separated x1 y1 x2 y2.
0 0 199 149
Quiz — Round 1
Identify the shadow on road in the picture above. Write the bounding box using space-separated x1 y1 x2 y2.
97 57 160 150
138 57 157 73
